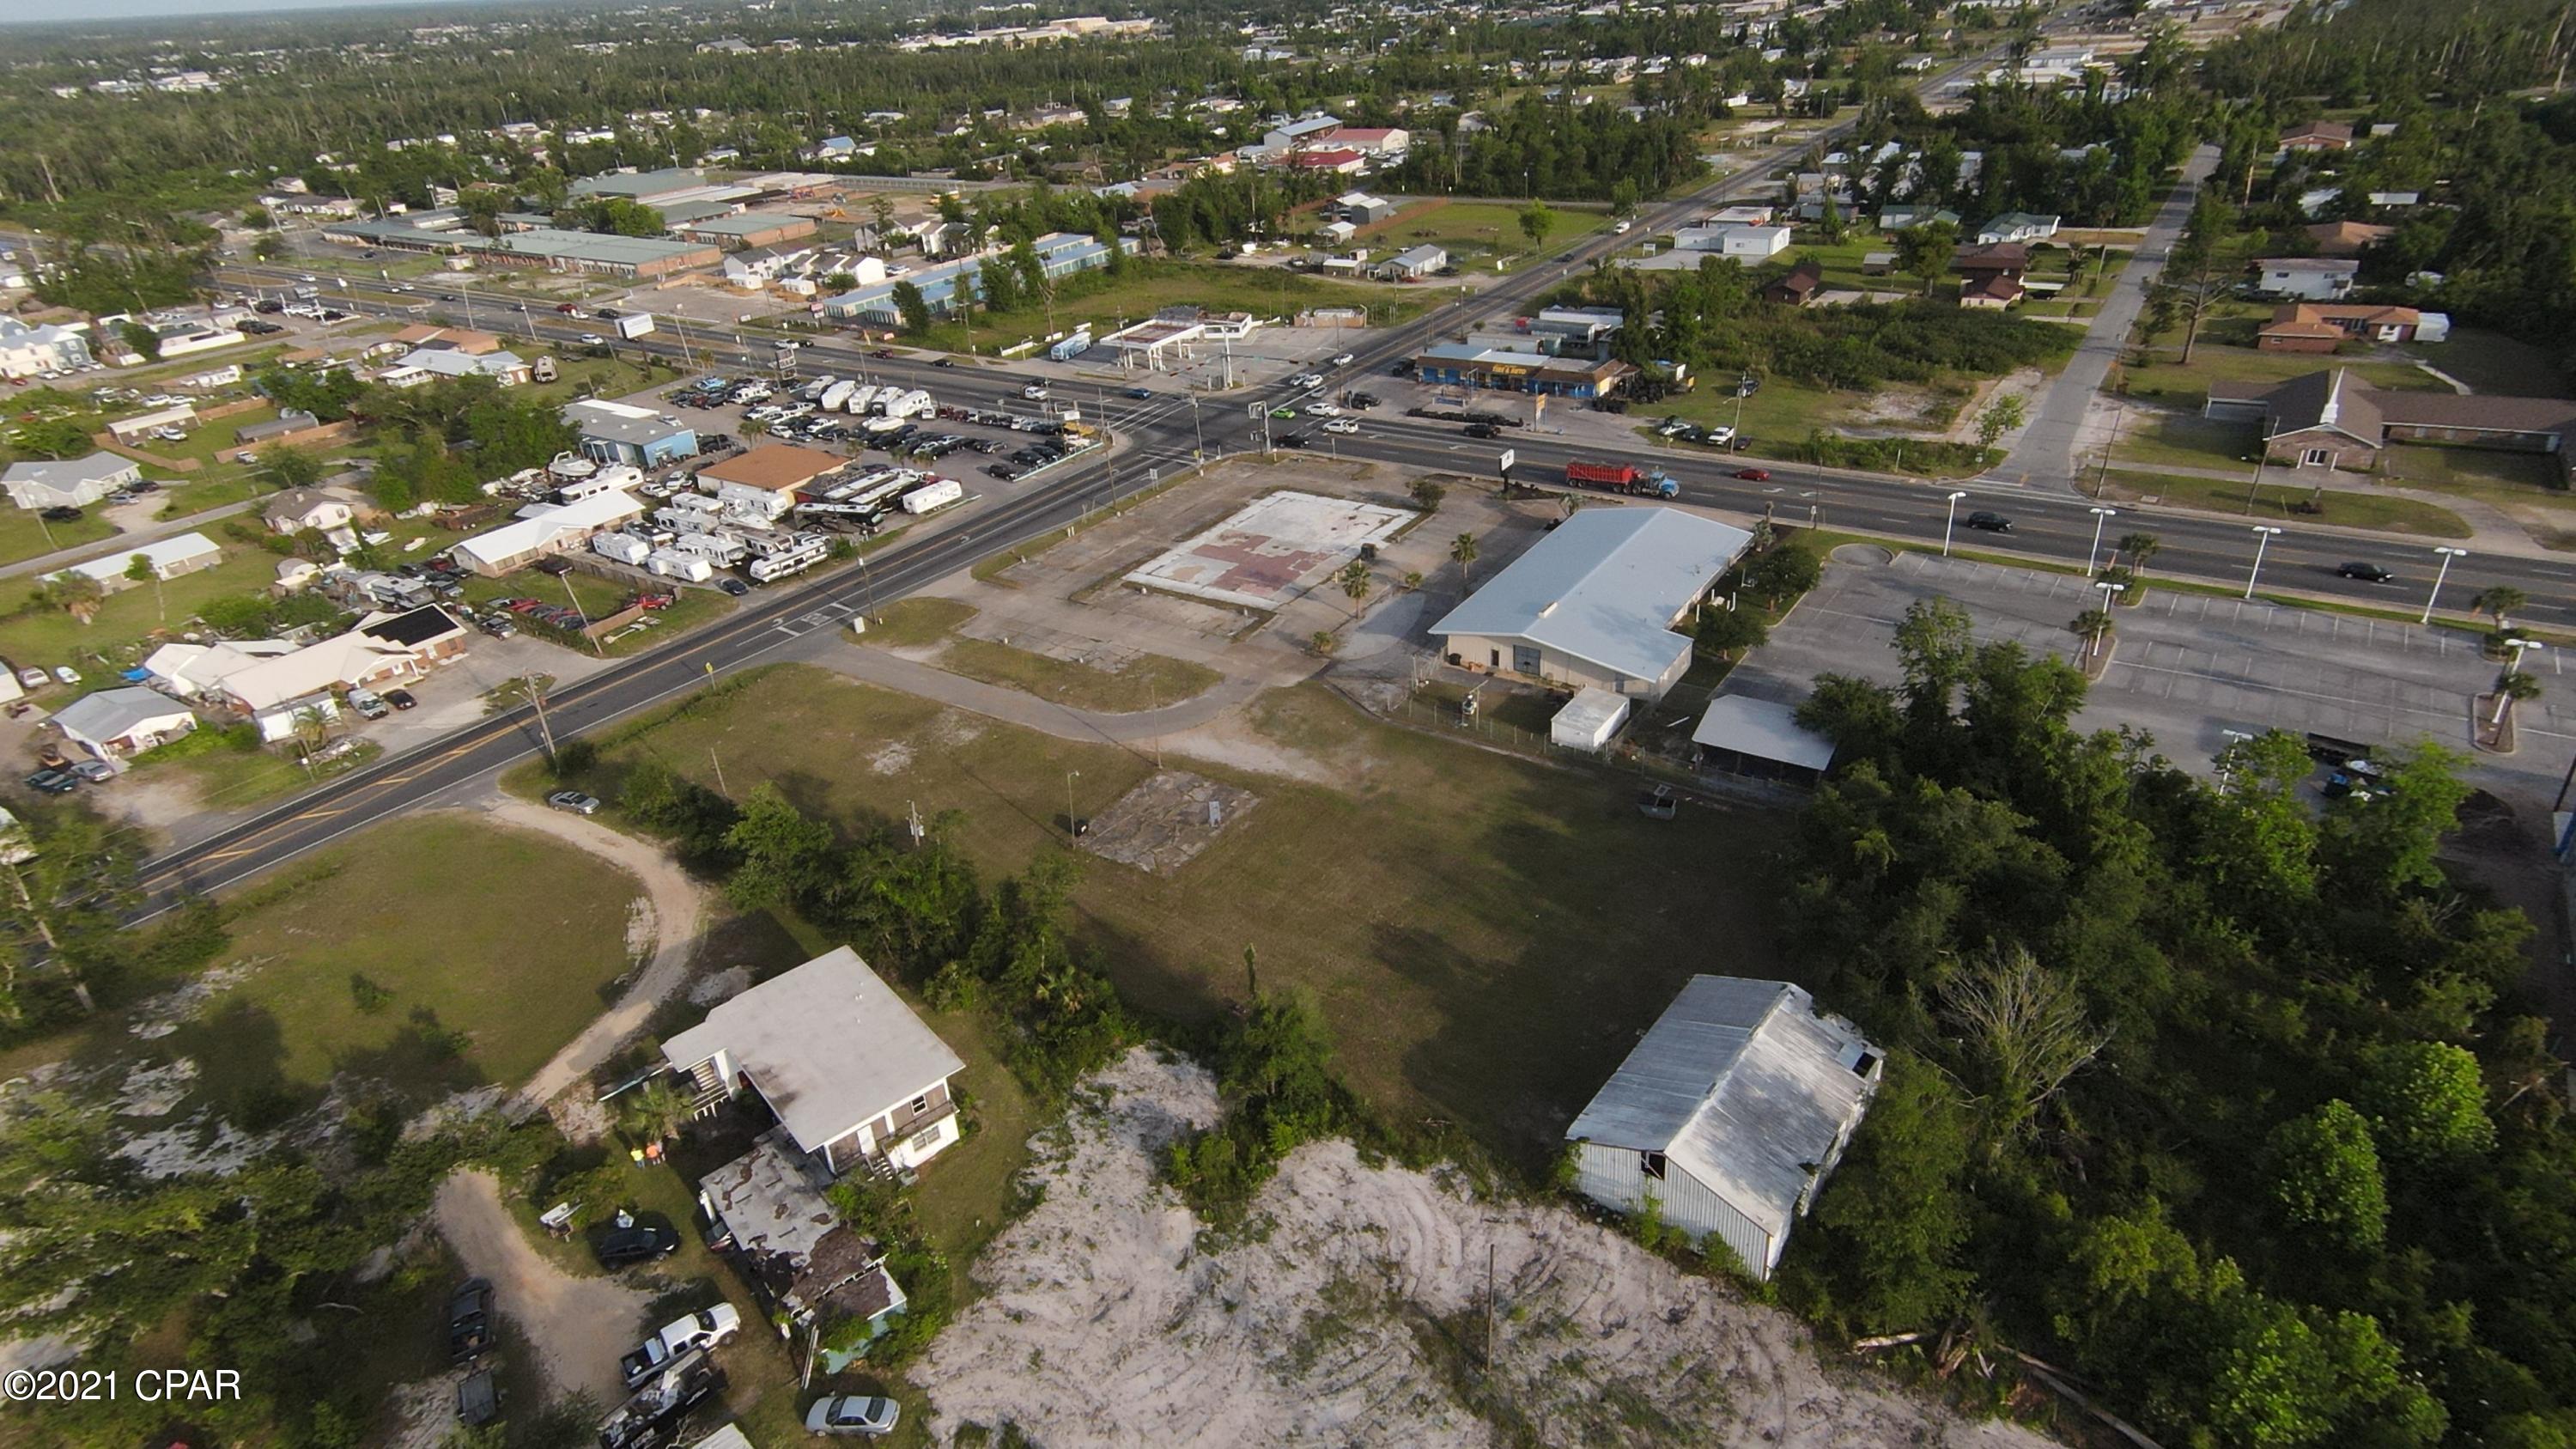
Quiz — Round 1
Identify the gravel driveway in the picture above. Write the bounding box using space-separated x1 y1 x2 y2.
434 1170 650 1404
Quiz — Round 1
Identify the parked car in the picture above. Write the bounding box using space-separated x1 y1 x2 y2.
2336 561 2394 583
620 1305 744 1390
15 669 46 690
1733 467 1771 482
596 1223 680 1268
718 577 750 597
383 688 418 710
39 507 80 523
1965 511 2014 533
52 666 79 686
806 1396 901 1438
547 790 601 816
347 688 389 720
985 464 1020 481
22 769 77 795
448 1278 498 1362
69 759 113 784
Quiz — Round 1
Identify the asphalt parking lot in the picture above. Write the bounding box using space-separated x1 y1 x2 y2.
1727 547 2574 809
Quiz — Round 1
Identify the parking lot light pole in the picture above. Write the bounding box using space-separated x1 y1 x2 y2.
2087 506 2117 574
2092 580 2123 655
1942 491 1967 556
2422 545 2467 625
2495 639 2545 725
2244 526 2283 600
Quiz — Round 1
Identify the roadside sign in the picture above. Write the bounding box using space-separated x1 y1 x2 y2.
1498 447 1516 474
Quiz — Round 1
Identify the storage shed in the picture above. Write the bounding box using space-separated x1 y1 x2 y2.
1691 694 1835 785
1550 687 1630 753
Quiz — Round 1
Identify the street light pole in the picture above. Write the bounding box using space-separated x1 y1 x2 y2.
2244 526 2282 600
2086 506 2117 574
1065 769 1080 843
2495 638 2544 725
1942 491 1967 557
2421 545 2466 626
2091 579 2122 655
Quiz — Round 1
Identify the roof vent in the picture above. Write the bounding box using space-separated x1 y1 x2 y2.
1538 600 1560 617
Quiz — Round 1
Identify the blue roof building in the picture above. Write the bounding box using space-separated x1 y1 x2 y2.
821 233 1121 322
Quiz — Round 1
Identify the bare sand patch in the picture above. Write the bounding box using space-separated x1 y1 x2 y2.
920 1049 2058 1448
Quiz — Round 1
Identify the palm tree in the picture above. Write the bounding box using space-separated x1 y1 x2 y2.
621 1078 691 1147
1450 532 1479 589
2472 585 2528 628
1337 557 1372 606
2494 668 2543 728
2069 607 2114 661
2118 532 2161 577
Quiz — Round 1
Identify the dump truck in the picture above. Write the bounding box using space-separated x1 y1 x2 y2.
1563 460 1680 498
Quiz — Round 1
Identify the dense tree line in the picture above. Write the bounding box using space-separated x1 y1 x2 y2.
1384 96 1706 203
1771 599 2575 1447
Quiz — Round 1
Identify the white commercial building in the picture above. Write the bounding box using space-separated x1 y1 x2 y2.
49 532 221 589
1432 507 1752 700
1565 976 1882 1281
452 490 645 576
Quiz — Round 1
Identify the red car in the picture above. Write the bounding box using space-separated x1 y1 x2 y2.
1735 467 1771 481
555 302 579 314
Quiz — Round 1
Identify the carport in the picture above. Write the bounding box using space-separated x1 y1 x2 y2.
1691 694 1834 785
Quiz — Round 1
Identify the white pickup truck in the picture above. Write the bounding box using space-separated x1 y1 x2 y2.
619 1304 743 1390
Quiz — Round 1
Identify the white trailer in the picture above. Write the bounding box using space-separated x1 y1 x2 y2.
746 536 831 582
559 464 643 502
884 388 933 420
797 374 838 403
674 531 748 566
646 548 714 582
844 384 881 415
818 379 857 412
592 532 653 566
653 503 727 536
900 478 963 514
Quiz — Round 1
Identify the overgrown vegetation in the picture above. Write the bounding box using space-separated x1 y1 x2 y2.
1772 597 2573 1447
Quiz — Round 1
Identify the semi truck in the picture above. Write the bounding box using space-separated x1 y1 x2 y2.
613 313 656 340
1563 460 1680 498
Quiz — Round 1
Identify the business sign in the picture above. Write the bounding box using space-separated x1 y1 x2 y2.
1498 448 1516 474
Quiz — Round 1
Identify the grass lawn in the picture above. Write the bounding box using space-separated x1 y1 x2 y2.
140 732 385 813
2113 412 2257 470
570 667 1786 1173
140 405 277 470
459 569 736 657
2399 328 2571 397
910 260 1426 354
1358 198 1613 267
0 541 289 674
0 503 116 567
2115 343 2441 407
1637 372 1962 456
151 465 283 521
2101 470 2472 538
863 595 977 648
937 636 1221 713
166 814 645 1111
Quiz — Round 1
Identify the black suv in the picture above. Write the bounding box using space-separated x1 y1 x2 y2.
1964 511 2014 533
597 1224 680 1269
2336 561 2393 583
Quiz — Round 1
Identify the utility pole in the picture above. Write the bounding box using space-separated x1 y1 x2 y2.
526 676 558 762
710 747 730 798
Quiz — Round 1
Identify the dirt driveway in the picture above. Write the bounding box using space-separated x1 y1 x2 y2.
434 1170 650 1404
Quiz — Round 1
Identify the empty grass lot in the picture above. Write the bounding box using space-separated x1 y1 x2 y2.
910 260 1425 354
938 636 1220 713
1358 199 1613 265
861 594 977 648
2114 344 2440 408
83 814 647 1127
0 506 116 568
572 666 1785 1172
0 543 289 673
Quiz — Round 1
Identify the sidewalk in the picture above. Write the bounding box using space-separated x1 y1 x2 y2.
0 497 258 581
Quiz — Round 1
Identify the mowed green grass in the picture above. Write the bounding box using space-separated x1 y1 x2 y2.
576 666 1785 1171
2115 343 2440 407
0 541 288 673
911 260 1425 353
1358 198 1613 265
938 636 1222 712
0 504 117 568
2103 471 2472 538
179 814 643 1097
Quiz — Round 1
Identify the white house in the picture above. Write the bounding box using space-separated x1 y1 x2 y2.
1976 212 2061 245
1432 507 1753 700
663 946 967 1178
263 487 359 536
1565 976 1882 1281
49 532 221 590
0 318 94 380
2254 257 2360 301
51 687 197 759
4 454 140 510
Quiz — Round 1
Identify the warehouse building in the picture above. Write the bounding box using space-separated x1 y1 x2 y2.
819 233 1122 322
566 399 701 467
1410 344 1633 400
671 211 821 251
1431 507 1750 700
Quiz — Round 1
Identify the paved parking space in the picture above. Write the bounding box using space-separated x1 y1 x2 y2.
1729 548 2573 807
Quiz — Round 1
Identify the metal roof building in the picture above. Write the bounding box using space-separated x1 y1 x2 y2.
1691 694 1836 785
1565 976 1881 1281
1431 507 1751 700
